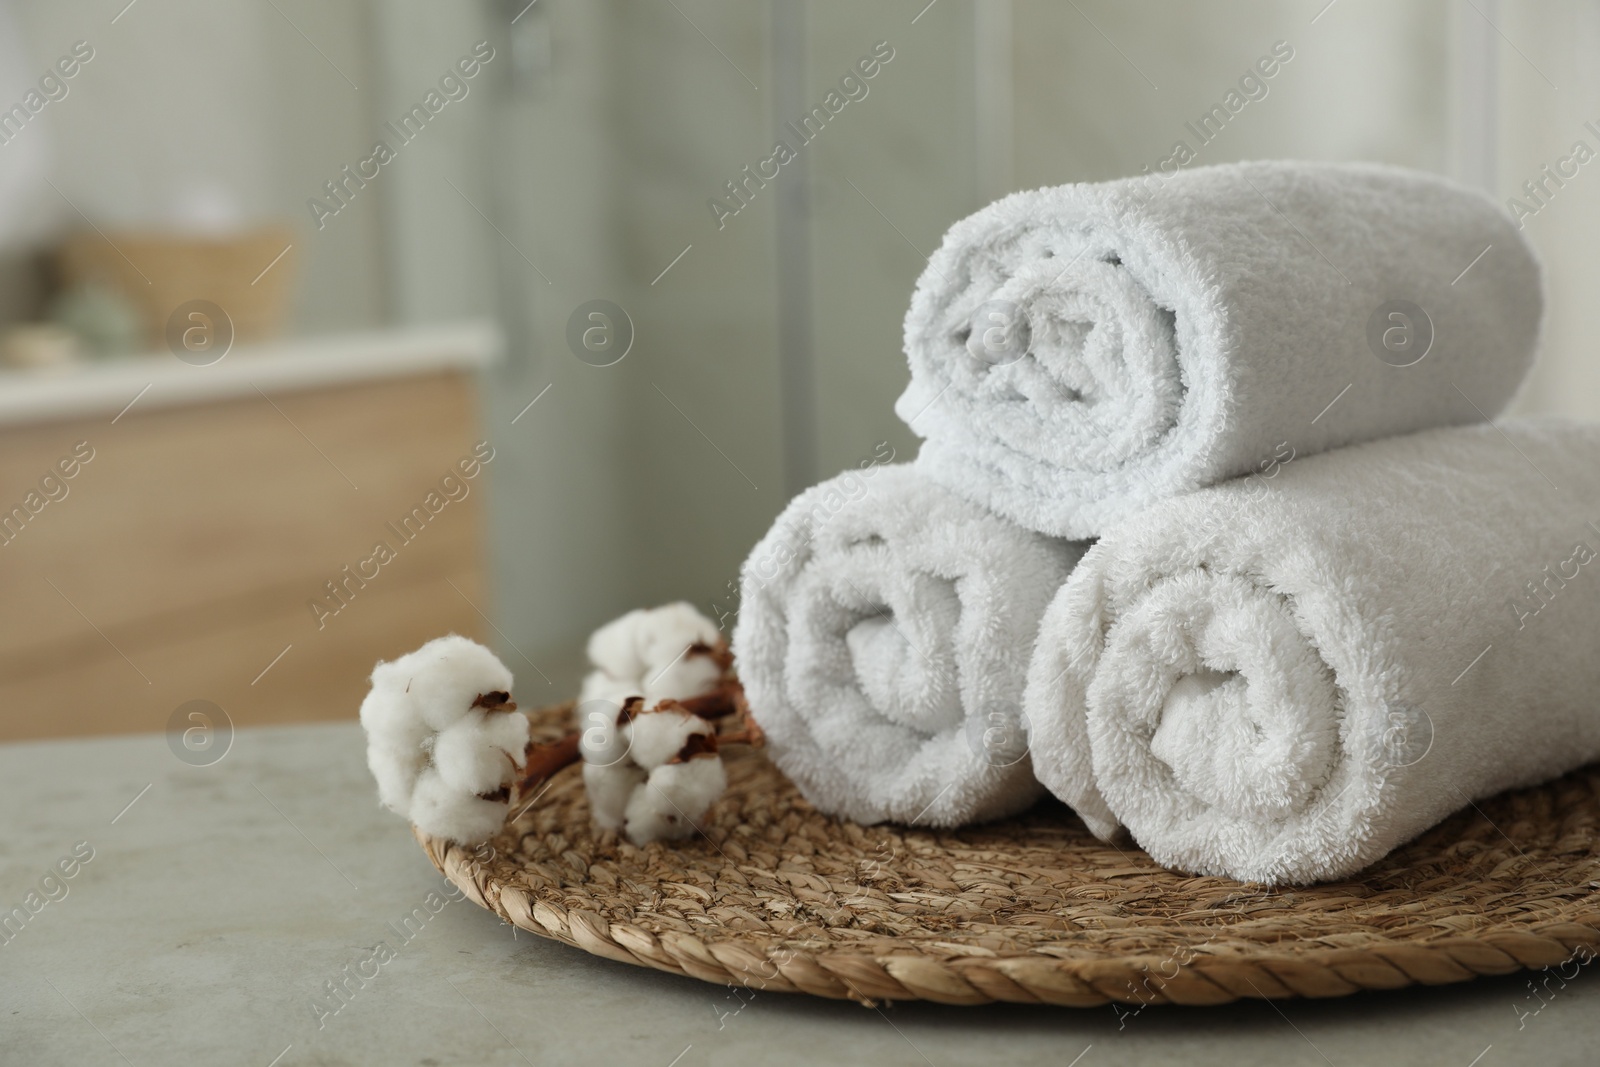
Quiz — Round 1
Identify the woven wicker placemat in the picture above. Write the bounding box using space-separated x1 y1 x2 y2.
417 703 1600 1007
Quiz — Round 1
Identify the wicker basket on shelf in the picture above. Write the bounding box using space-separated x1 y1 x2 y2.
57 226 296 350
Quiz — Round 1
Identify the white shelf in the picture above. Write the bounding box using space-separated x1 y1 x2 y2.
0 319 502 428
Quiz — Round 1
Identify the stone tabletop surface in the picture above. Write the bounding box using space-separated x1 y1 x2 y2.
1 722 1594 1067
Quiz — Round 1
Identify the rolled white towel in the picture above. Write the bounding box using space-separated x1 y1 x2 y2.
1025 418 1600 884
897 160 1542 539
733 463 1084 826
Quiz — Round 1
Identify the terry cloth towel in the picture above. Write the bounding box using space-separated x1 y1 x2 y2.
1024 418 1600 885
896 160 1543 539
733 463 1084 827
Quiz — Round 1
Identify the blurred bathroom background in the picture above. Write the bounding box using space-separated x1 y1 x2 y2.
0 0 1594 739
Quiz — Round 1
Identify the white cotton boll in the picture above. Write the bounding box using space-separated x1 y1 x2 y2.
634 602 720 674
626 709 711 771
573 676 636 764
366 741 426 816
409 768 509 843
642 652 722 704
359 674 432 751
584 761 647 830
623 758 727 846
398 635 515 732
477 708 532 765
585 609 651 681
622 784 692 845
653 757 728 817
358 635 522 841
578 670 642 708
585 603 720 685
360 678 433 814
577 702 632 766
576 604 727 837
431 710 531 796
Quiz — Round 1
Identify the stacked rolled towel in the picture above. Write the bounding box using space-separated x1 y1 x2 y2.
730 160 1579 887
733 464 1083 827
897 160 1543 538
1025 419 1600 884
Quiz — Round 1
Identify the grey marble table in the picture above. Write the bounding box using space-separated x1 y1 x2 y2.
1 722 1594 1067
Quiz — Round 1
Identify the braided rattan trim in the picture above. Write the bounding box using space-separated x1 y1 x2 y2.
416 706 1600 1007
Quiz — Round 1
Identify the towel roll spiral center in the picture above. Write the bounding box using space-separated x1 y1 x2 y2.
1091 569 1340 822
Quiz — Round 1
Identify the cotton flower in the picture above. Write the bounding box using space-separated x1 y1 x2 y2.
626 705 715 770
622 757 728 845
359 635 530 843
359 608 752 849
578 702 727 845
571 604 739 844
579 601 724 709
582 761 645 831
432 707 531 795
408 769 510 843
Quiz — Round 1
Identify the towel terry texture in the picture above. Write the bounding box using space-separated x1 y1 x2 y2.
1024 418 1600 884
733 463 1084 827
896 160 1543 539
